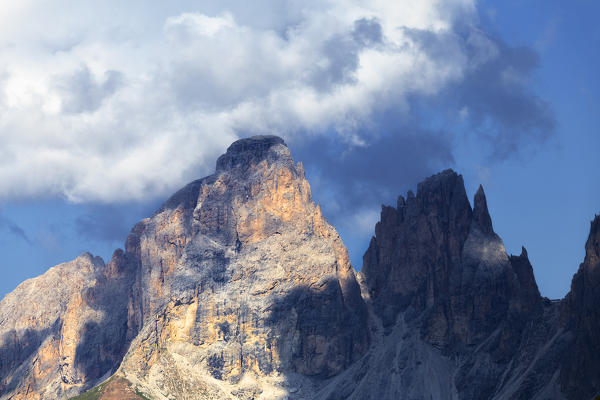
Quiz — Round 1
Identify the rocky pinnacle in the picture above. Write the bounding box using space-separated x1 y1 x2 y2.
473 184 494 234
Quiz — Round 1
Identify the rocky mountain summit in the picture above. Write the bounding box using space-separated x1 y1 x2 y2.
0 136 599 399
356 170 563 399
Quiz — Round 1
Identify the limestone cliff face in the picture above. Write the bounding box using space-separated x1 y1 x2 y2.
0 252 134 400
0 136 369 400
108 136 369 399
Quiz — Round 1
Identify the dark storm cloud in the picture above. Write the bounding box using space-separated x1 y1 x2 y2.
310 18 383 91
75 202 162 243
290 27 555 228
289 120 455 267
291 121 454 216
56 65 124 114
75 206 130 242
0 214 32 244
457 43 556 158
405 28 556 159
352 18 383 46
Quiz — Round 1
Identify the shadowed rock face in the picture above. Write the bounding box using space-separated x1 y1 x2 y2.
362 170 473 330
362 170 533 351
359 170 570 400
473 185 493 235
561 216 600 400
509 246 543 315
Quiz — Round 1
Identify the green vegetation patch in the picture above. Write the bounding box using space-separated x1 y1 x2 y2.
68 377 113 400
68 376 152 400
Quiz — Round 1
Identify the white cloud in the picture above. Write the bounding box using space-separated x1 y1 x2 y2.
349 208 381 237
165 12 236 38
0 0 486 203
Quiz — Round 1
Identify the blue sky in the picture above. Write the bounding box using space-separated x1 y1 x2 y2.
0 0 598 299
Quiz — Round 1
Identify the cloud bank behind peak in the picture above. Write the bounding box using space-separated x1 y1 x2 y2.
0 0 552 204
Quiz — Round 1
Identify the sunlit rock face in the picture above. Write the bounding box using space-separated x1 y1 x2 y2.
0 136 369 400
111 136 370 398
0 252 134 400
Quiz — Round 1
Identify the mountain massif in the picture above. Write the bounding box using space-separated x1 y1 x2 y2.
0 136 598 399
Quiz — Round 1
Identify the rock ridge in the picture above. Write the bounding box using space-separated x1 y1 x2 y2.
0 137 599 400
216 135 288 172
358 169 568 399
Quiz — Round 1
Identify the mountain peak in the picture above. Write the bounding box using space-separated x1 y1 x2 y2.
116 132 369 391
416 168 460 193
473 184 493 234
412 169 470 218
520 245 528 258
215 135 288 172
585 215 600 267
363 168 473 328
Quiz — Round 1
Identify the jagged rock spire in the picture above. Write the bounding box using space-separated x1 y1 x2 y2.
473 184 493 234
584 215 600 267
561 214 600 398
509 245 542 314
